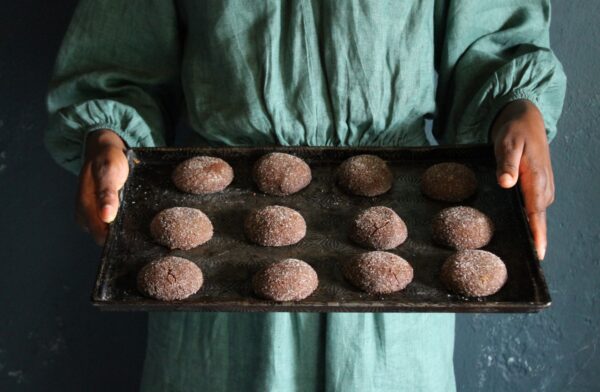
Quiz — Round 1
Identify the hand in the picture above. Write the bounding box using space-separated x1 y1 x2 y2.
491 99 554 260
77 130 129 245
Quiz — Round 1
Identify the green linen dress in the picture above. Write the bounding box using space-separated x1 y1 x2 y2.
45 1 566 391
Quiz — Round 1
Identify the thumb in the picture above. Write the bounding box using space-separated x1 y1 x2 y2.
92 154 128 223
98 188 120 223
495 137 524 189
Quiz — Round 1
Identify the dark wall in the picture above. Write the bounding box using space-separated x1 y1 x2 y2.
0 1 146 391
0 1 598 391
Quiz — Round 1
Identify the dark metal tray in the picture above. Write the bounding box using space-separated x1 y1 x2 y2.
92 145 551 313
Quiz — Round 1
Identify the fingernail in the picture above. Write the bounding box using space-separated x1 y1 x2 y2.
101 205 117 223
498 173 514 187
539 246 546 261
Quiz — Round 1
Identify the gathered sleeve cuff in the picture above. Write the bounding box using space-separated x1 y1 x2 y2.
452 49 566 144
45 0 182 174
46 99 167 174
434 0 567 144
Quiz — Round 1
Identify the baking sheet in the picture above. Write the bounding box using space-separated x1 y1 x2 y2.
92 145 551 312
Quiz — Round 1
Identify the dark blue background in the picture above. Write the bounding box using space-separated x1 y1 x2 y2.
1 1 598 390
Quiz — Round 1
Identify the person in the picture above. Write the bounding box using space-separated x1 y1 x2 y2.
45 1 566 391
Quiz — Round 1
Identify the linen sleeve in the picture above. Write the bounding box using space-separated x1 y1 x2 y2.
45 0 182 174
433 0 567 144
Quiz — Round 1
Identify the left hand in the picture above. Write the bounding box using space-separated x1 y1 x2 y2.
491 99 554 261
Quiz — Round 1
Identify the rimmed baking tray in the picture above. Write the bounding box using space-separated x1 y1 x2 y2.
92 145 551 313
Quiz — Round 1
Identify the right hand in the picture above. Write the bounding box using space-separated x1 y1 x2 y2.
490 100 554 261
77 129 129 245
